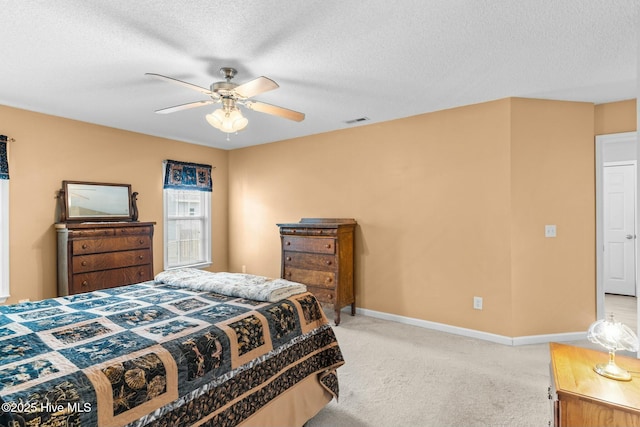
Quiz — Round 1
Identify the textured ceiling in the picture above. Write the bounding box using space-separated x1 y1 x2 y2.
1 1 638 149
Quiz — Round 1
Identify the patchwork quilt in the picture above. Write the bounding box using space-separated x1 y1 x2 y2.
0 280 344 427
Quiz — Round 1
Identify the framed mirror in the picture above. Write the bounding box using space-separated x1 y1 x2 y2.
59 181 138 222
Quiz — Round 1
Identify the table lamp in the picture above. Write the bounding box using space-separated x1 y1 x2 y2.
587 313 639 381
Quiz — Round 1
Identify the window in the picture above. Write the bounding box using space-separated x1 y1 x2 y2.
163 160 212 269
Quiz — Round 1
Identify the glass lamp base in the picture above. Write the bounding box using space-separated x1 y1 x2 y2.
594 362 632 381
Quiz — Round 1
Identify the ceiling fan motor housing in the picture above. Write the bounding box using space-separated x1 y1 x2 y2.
211 81 238 97
220 67 237 80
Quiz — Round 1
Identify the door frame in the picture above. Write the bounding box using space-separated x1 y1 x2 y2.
595 131 638 320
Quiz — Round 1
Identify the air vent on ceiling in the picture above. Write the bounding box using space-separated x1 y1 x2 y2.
345 117 370 124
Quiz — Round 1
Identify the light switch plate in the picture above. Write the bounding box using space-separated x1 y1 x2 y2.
545 225 557 238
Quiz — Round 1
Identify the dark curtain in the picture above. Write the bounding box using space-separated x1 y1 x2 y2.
0 135 8 180
163 159 212 191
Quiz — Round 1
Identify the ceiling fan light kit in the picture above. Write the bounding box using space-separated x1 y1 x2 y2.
206 107 248 133
147 67 304 136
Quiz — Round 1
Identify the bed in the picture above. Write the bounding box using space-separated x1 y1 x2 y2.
0 268 344 427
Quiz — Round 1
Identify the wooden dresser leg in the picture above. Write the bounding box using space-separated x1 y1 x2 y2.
351 302 356 316
335 309 341 326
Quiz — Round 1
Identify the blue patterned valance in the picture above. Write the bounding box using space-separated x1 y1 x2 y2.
0 135 8 180
163 159 212 191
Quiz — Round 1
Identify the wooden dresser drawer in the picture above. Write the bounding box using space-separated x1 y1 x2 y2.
57 221 156 296
306 286 336 304
284 267 335 289
279 227 337 237
72 235 152 255
114 226 153 236
282 236 336 254
283 251 337 271
72 249 152 273
69 226 153 238
68 228 116 238
71 264 153 293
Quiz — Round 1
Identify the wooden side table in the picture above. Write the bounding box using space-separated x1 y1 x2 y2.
549 342 640 427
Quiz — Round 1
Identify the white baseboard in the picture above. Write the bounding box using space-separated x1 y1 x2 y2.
348 306 586 346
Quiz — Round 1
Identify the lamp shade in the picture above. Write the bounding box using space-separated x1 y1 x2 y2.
206 108 248 133
587 315 639 353
205 109 226 129
587 314 639 381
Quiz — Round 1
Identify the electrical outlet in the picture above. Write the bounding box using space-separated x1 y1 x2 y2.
473 296 483 310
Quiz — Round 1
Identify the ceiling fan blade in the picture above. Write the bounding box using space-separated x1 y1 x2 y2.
146 73 216 96
234 76 279 98
245 101 305 122
154 100 214 114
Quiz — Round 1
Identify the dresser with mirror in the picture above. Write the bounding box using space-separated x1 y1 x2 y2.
55 181 155 296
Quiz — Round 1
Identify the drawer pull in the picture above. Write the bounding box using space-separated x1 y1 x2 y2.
81 261 87 266
326 260 332 265
139 239 145 244
138 271 144 276
286 256 292 261
286 272 292 278
82 244 88 249
139 255 144 260
326 278 333 283
286 241 291 246
325 244 331 249
328 293 333 300
81 280 88 287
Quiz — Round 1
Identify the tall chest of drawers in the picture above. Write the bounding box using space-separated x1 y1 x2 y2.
56 222 155 296
277 218 356 325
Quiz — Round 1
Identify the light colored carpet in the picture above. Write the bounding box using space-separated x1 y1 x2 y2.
307 313 562 427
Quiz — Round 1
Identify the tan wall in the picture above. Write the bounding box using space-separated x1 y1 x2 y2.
228 97 597 337
510 98 595 336
2 105 228 304
594 99 637 135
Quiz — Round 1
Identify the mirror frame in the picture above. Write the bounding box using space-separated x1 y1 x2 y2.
59 181 138 222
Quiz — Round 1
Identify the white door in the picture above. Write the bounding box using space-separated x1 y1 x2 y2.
603 163 637 296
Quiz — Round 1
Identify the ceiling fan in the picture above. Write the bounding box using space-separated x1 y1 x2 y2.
146 67 305 134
